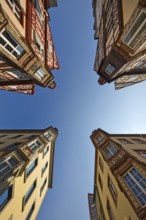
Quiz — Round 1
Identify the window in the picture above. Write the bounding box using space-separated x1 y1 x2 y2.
8 70 29 79
108 177 117 202
104 144 117 159
123 11 146 49
23 180 36 206
96 135 104 143
44 132 53 141
35 68 46 80
118 139 132 144
26 159 38 178
107 199 116 220
7 0 22 23
0 29 24 59
43 146 49 156
0 156 19 178
5 142 21 151
25 201 35 220
8 214 13 220
40 178 47 196
0 186 12 211
98 174 103 191
35 1 41 16
33 0 44 24
41 162 48 177
99 157 104 172
27 140 42 153
105 64 115 75
132 139 146 144
124 168 146 206
139 152 146 159
34 34 44 54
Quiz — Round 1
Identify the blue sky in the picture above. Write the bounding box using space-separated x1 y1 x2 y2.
1 0 146 219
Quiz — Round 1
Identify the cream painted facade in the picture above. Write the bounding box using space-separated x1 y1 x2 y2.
0 126 58 220
89 129 146 220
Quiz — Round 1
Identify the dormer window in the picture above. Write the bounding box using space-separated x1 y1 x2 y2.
44 132 53 141
105 64 115 75
27 140 42 153
0 156 19 178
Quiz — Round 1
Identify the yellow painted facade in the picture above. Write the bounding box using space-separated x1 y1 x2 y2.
95 150 138 220
0 127 58 220
89 129 146 220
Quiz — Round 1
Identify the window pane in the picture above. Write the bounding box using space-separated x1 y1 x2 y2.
3 30 17 47
25 202 35 220
26 159 37 177
124 168 146 206
8 157 18 167
124 12 146 44
5 45 13 53
24 181 36 204
0 37 6 46
0 188 9 207
0 186 12 210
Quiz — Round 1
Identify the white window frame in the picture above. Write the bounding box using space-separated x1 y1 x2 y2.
7 0 22 21
104 144 117 159
0 156 18 176
44 132 53 141
0 29 24 59
105 64 115 75
27 140 41 152
35 68 46 80
123 10 146 49
124 168 146 207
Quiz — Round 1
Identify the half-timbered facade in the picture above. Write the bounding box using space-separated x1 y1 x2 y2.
0 0 59 95
0 126 58 220
89 128 146 220
93 0 146 89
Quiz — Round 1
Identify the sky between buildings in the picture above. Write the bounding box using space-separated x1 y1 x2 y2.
0 0 146 220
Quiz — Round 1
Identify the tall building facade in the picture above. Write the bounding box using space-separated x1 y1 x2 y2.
89 128 146 220
0 0 59 95
92 0 146 89
0 126 58 220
